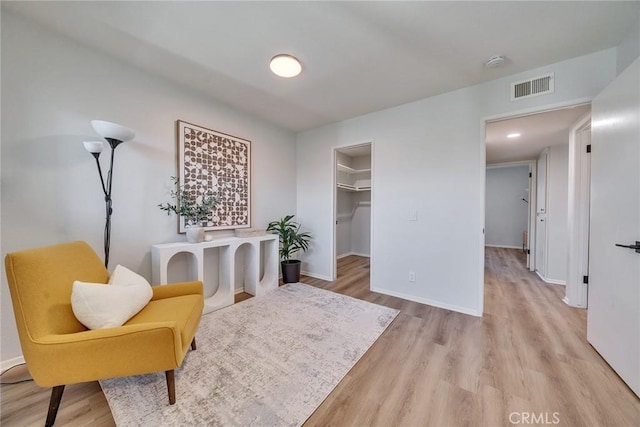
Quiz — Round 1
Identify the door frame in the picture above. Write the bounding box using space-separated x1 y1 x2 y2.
331 141 374 282
480 97 592 314
565 112 592 307
528 160 537 271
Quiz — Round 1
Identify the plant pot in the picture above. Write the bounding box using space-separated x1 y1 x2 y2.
281 260 302 283
186 226 205 243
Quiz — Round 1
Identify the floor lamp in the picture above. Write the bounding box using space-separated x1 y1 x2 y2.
83 120 135 268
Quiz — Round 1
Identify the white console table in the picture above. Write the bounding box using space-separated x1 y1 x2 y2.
151 234 279 314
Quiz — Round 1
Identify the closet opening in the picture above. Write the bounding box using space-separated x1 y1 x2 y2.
333 143 372 283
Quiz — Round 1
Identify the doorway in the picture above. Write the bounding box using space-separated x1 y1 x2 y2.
485 162 533 270
333 143 372 281
484 103 591 291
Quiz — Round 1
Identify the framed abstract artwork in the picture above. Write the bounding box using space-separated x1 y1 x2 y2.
177 120 251 232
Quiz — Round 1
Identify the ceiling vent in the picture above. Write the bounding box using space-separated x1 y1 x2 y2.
511 73 554 101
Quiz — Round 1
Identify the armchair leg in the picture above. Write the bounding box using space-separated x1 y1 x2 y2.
45 385 65 427
165 370 175 405
191 337 197 351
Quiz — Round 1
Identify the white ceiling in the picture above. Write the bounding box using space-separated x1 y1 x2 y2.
3 1 638 133
485 104 591 164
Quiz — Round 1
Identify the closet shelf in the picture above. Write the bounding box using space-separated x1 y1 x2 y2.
337 163 371 175
337 183 371 192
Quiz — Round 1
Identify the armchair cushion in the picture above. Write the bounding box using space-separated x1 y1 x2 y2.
71 265 153 330
126 294 203 353
108 264 153 289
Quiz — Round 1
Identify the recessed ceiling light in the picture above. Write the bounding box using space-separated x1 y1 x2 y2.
507 133 521 138
270 54 302 78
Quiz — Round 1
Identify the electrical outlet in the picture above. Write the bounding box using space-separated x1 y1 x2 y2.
409 271 416 282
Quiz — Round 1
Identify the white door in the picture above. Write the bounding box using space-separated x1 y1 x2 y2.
587 58 640 397
535 150 548 276
536 150 548 214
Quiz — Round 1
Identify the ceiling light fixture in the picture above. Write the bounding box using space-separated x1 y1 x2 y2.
507 133 521 138
485 55 506 68
270 54 302 78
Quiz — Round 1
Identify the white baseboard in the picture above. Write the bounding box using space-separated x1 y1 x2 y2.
350 252 370 258
1 355 25 372
234 288 244 295
301 270 333 281
563 295 586 309
371 286 482 317
336 252 371 260
485 244 523 250
536 271 566 286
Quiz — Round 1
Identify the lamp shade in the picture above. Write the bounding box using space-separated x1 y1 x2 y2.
91 120 135 142
83 140 104 154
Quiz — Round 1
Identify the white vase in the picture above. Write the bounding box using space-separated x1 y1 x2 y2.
186 226 205 243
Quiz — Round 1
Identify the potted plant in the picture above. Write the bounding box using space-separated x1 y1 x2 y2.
267 214 311 283
158 176 218 243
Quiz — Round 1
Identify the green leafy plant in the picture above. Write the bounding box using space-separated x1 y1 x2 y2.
267 214 311 261
158 176 218 226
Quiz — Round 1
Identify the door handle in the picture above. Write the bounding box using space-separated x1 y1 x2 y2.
615 241 640 254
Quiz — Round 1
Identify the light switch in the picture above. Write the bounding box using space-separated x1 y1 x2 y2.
409 210 418 221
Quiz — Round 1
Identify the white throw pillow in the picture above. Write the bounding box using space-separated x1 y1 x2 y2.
71 265 153 330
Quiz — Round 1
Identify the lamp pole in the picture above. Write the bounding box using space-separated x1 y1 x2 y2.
83 121 134 268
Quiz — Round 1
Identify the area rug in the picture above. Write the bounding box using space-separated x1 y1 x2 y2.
100 282 399 426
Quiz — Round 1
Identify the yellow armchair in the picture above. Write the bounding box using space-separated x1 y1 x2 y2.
4 241 204 426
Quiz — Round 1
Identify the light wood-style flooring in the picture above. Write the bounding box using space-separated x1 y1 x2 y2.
2 248 638 426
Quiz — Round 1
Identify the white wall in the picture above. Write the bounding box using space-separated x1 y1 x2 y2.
1 12 297 363
336 151 354 257
485 166 529 248
545 144 569 283
336 189 353 257
617 18 640 75
336 190 371 258
297 48 617 316
350 191 371 256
